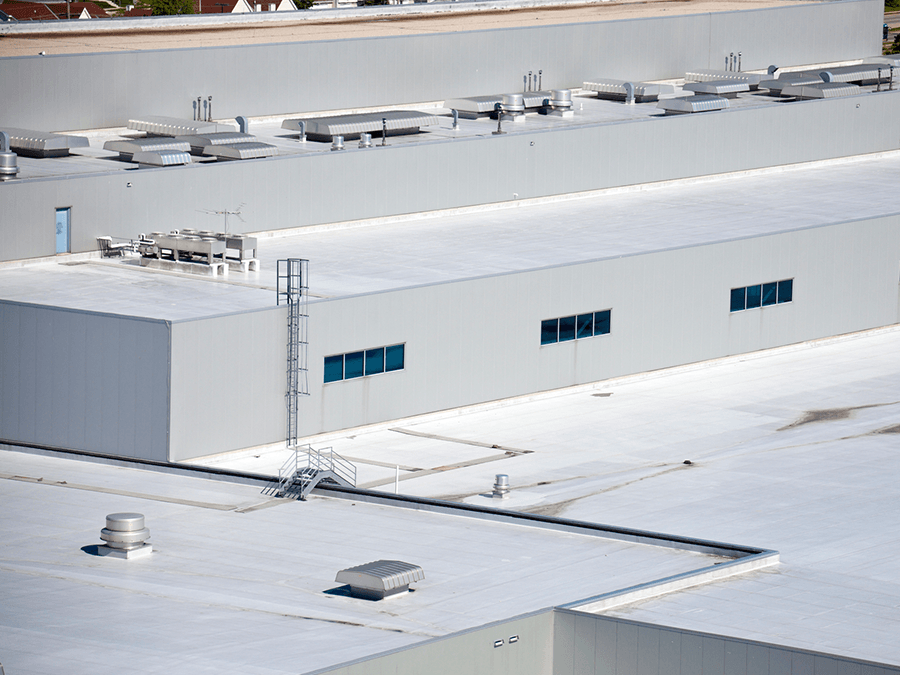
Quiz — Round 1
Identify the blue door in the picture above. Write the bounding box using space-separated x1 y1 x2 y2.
55 208 70 254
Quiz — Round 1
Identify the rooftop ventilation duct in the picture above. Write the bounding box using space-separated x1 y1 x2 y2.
546 89 574 116
335 560 424 600
493 474 510 499
331 136 344 151
202 142 277 160
359 133 373 148
0 131 19 181
127 116 236 137
98 513 152 559
283 111 440 142
684 69 766 90
781 82 861 100
235 116 249 134
683 79 750 98
132 150 192 167
104 137 191 160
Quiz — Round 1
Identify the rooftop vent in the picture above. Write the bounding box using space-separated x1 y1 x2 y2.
0 127 89 158
176 132 255 154
131 150 192 167
104 137 191 160
335 560 424 600
0 131 18 181
684 69 766 90
127 116 236 137
98 513 152 559
202 142 278 160
796 64 892 85
493 474 510 499
781 82 861 100
759 73 823 96
582 79 675 102
657 94 729 115
283 111 440 142
683 79 750 98
444 93 552 119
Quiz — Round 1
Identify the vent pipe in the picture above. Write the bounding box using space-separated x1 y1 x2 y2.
0 131 19 182
98 512 152 559
492 102 505 135
538 69 542 90
738 52 742 72
493 474 510 499
768 65 778 75
820 71 834 83
624 82 635 105
207 96 213 121
331 135 344 151
235 116 249 134
359 133 372 148
451 109 459 130
296 120 306 143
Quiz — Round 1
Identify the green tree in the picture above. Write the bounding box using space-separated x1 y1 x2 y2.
137 0 194 14
293 0 314 8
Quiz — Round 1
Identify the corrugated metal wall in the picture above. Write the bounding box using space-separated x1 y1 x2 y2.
3 90 899 263
295 215 900 440
552 610 900 675
0 301 170 460
167 306 287 462
0 0 881 131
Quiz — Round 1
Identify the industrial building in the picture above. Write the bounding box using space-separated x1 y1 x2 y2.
2 0 900 671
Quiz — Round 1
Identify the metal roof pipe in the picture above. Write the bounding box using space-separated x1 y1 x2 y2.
0 131 19 182
451 109 459 130
297 120 306 143
768 65 778 75
624 82 635 105
331 135 344 151
235 116 249 134
820 71 834 82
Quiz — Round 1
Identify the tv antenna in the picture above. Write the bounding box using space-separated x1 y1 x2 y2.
198 203 245 235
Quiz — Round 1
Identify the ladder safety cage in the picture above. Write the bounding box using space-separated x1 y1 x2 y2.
277 258 310 450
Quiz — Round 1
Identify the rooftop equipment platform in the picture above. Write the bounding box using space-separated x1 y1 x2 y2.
127 116 237 137
682 80 751 98
582 79 675 102
781 82 862 99
282 111 440 141
0 127 89 158
335 560 425 600
657 94 730 115
103 137 191 159
201 142 277 160
444 92 553 118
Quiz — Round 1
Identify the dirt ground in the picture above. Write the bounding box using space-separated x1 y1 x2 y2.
0 0 808 57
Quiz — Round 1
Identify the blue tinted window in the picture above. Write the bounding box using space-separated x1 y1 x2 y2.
778 279 793 303
576 313 593 339
762 282 777 306
541 319 558 345
746 285 761 309
385 344 404 372
559 316 576 342
365 348 384 375
344 351 364 379
730 288 746 312
324 355 343 383
594 310 610 335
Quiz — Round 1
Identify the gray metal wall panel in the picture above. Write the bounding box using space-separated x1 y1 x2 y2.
167 307 286 462
616 623 640 675
637 626 660 675
596 618 618 675
4 89 900 263
552 612 900 675
294 215 900 439
0 0 880 131
0 301 169 460
574 613 597 675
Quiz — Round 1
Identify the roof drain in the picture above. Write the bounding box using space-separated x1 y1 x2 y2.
0 131 19 181
98 513 152 559
336 560 424 600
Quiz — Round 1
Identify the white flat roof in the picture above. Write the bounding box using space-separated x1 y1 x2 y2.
199 325 900 666
2 150 898 319
0 448 727 675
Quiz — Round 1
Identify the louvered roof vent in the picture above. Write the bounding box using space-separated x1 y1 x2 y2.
335 560 424 600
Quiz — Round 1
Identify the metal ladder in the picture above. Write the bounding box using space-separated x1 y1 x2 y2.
277 259 309 449
277 445 357 500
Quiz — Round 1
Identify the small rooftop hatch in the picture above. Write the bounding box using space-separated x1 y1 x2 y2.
335 560 424 600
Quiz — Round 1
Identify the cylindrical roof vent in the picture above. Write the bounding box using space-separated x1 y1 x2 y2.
501 93 525 114
331 135 344 151
98 513 153 559
492 474 510 499
0 131 19 182
550 89 572 108
359 133 373 148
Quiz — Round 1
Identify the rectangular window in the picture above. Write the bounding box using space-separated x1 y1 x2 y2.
344 351 364 379
576 313 593 339
325 343 405 383
594 310 611 336
385 344 404 372
324 355 343 383
761 282 777 306
558 315 576 342
365 348 384 376
777 279 793 304
746 284 762 309
731 279 793 312
730 288 746 312
541 319 558 345
541 309 612 345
